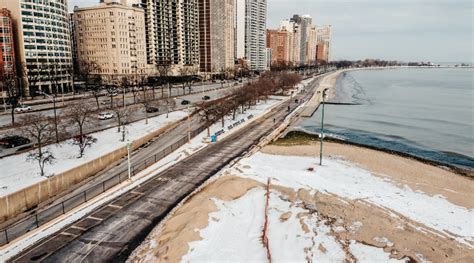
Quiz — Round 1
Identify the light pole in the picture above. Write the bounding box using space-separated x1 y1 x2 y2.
174 98 192 143
127 140 132 180
319 88 328 166
37 91 59 143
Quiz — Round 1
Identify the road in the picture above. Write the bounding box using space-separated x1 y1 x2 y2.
0 82 241 157
9 76 321 262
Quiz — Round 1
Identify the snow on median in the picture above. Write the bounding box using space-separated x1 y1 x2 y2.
0 111 187 197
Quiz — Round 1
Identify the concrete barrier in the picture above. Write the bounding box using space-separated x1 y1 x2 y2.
0 117 186 223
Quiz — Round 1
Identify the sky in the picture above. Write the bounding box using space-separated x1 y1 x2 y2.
69 0 473 62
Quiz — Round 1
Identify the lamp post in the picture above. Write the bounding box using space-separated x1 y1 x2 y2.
37 91 59 143
319 88 328 166
127 140 132 180
174 98 192 143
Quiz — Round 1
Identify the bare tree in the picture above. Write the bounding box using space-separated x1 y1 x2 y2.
120 76 131 107
64 99 96 157
163 98 176 118
19 114 56 177
156 63 172 98
78 60 102 110
196 101 218 137
140 90 160 125
1 68 21 124
112 106 134 141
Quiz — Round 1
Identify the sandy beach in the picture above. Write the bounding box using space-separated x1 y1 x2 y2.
128 139 474 262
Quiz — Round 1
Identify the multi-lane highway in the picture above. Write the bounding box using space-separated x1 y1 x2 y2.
0 82 242 157
8 75 322 262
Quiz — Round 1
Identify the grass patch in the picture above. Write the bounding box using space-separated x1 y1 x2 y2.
273 131 320 146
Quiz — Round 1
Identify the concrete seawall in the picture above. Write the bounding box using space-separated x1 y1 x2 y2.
300 70 343 117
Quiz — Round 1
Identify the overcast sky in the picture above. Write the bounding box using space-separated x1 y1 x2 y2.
69 0 473 62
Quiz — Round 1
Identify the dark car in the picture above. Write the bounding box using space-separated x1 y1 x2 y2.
146 106 159 113
181 100 191 105
0 136 31 148
202 95 210 100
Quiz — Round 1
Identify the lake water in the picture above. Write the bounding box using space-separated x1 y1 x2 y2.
299 68 474 169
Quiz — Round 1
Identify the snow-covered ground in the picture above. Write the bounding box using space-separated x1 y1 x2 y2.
0 111 188 197
236 153 473 245
176 152 473 262
0 97 286 261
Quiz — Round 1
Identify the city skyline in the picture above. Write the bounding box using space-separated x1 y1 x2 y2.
70 0 473 63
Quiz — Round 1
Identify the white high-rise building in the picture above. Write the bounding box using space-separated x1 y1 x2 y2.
1 0 73 97
140 0 199 75
235 0 267 71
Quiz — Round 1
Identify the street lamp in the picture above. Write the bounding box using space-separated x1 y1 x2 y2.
127 140 132 180
174 98 192 143
37 91 59 143
319 88 329 166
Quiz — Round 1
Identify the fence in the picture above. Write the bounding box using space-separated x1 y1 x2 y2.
0 124 208 246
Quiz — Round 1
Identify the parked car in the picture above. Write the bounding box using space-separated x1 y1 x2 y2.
181 100 191 105
146 106 159 113
202 95 210 100
14 104 32 112
101 99 112 105
98 112 114 120
0 135 31 148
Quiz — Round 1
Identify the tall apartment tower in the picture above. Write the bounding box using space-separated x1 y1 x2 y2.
316 25 332 62
280 19 300 65
0 0 73 97
266 29 292 64
69 13 78 77
73 0 147 82
290 14 313 65
141 0 199 74
235 0 267 71
198 0 234 73
0 8 16 101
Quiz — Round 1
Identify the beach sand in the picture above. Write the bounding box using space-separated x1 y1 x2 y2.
128 141 474 262
263 141 474 209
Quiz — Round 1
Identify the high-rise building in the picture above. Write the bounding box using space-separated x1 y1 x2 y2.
1 0 73 97
141 0 199 75
306 26 317 64
280 19 300 65
0 8 16 101
198 0 234 73
73 0 147 82
235 0 267 71
266 29 292 65
69 13 78 77
316 25 332 62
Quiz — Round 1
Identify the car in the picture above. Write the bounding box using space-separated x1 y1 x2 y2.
146 106 159 113
181 100 191 105
101 99 112 105
202 95 210 100
14 104 32 112
98 112 114 120
0 135 31 148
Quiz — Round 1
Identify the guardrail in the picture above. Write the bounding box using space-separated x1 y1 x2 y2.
0 124 207 246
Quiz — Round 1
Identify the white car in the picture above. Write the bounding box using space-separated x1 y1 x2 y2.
15 104 32 112
98 112 114 120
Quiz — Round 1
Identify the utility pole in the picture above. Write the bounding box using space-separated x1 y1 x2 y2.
319 88 328 166
127 141 132 180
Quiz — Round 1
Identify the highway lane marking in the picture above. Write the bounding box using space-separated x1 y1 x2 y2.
86 216 102 221
107 204 122 209
70 226 87 231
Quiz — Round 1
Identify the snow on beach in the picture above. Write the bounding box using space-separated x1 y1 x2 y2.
235 152 474 244
132 148 474 262
0 111 187 196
